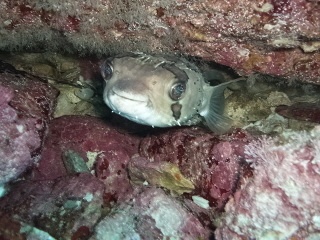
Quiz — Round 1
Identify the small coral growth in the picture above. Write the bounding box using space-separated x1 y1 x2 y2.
215 126 320 240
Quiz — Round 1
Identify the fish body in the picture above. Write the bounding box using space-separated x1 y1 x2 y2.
101 53 240 133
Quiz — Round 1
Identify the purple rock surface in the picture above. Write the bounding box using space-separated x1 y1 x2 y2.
2 113 237 238
0 61 58 138
0 1 319 83
3 69 318 239
0 62 58 185
275 102 320 124
91 187 212 240
215 127 320 239
139 127 252 208
32 115 141 203
0 173 105 239
0 85 40 185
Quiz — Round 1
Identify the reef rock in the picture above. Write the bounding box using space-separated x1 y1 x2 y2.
91 187 212 240
32 115 141 203
0 173 105 240
0 61 58 186
275 102 320 124
138 127 252 208
215 126 320 240
0 61 58 138
0 85 40 186
0 0 319 83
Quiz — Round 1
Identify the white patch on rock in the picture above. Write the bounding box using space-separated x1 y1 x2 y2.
253 3 274 13
86 151 104 170
20 224 56 240
243 112 288 134
0 184 7 198
83 193 94 202
192 195 210 209
270 38 299 48
300 41 320 53
16 125 24 133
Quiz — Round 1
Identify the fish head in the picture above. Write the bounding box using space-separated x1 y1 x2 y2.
101 54 204 127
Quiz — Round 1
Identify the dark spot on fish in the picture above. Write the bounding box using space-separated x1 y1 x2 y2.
171 103 182 120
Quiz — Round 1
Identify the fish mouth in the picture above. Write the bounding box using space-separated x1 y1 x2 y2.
111 88 148 102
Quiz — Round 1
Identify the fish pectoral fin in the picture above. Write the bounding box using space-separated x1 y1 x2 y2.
201 77 245 134
203 110 232 134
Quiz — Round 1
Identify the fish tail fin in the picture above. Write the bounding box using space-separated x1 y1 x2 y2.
201 77 245 134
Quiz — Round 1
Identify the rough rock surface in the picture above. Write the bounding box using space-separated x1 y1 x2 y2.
0 54 319 239
32 115 141 203
0 85 40 185
0 61 59 138
0 173 105 240
129 155 196 195
215 126 320 240
0 61 58 185
139 127 252 208
1 113 250 239
275 102 320 124
0 0 319 83
0 212 56 240
91 187 212 240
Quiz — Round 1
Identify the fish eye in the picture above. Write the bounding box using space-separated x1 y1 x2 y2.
101 60 113 80
170 82 186 101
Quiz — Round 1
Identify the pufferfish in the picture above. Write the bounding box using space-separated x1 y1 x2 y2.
101 53 242 134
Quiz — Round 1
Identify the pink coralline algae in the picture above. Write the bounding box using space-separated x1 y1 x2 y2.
0 1 319 83
215 126 320 240
139 127 251 208
91 187 212 240
0 85 40 185
0 61 59 139
32 115 141 203
0 173 105 239
0 61 58 185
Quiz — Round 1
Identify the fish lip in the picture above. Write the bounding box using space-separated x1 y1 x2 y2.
111 89 148 103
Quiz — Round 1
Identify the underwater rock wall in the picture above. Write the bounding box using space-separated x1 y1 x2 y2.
0 1 320 239
0 0 319 83
215 127 320 239
0 52 319 239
